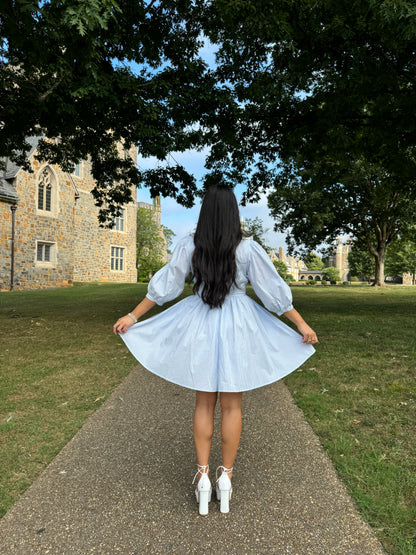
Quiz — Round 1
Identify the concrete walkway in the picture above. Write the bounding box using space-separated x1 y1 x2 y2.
0 364 386 554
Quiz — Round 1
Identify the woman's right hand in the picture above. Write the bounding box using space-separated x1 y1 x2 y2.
113 316 135 335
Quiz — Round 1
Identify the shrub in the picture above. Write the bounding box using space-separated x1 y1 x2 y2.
321 280 328 286
330 280 337 285
322 267 341 282
306 279 317 285
350 276 359 282
342 281 350 285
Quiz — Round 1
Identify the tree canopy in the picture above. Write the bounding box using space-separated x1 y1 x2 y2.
348 243 375 283
243 217 269 248
0 0 217 223
3 0 416 269
273 260 293 282
203 0 416 186
303 252 324 271
385 227 416 285
201 0 416 285
162 225 176 254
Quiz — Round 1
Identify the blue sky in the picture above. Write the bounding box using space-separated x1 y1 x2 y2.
135 37 289 252
136 150 289 251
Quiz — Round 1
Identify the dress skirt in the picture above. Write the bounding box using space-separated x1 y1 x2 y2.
120 291 315 393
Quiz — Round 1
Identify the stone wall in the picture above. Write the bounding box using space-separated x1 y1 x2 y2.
0 149 137 290
73 160 137 282
0 160 75 290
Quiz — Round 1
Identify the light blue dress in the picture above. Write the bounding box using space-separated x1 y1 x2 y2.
120 235 315 392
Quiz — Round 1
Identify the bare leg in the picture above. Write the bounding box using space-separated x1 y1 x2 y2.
193 391 217 468
219 392 243 479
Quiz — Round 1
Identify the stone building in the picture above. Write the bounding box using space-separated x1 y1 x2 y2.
0 137 137 290
274 247 308 281
327 237 352 281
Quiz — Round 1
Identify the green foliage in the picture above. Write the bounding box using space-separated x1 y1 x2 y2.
244 217 269 247
162 225 176 254
201 1 416 286
385 227 416 284
304 252 324 270
348 243 375 282
136 207 165 279
273 260 292 281
322 267 341 283
0 0 212 222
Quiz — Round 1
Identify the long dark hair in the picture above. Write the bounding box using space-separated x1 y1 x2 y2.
192 186 242 308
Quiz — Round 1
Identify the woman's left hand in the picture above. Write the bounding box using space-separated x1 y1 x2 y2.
113 316 135 335
297 323 319 345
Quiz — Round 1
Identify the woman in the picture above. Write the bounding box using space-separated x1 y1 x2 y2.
113 186 318 516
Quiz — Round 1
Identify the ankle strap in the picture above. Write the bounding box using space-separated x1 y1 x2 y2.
192 464 209 485
216 465 233 480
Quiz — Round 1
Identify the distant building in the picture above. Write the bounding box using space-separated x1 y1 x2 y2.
0 137 137 290
274 247 308 281
327 237 353 281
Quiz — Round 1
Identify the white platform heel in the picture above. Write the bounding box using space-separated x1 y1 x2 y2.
216 465 233 514
192 464 212 516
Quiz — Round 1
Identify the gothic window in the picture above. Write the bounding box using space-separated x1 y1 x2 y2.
111 246 125 271
38 167 53 212
113 210 125 232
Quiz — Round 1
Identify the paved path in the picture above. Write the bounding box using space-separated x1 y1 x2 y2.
0 365 386 554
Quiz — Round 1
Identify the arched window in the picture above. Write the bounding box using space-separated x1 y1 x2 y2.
37 167 54 212
36 166 59 217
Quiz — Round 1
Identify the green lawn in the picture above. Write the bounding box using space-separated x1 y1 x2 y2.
0 283 415 554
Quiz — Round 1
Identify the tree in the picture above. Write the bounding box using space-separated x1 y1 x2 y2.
136 207 165 279
162 225 176 254
270 160 416 286
385 228 416 285
322 267 340 283
0 0 217 224
348 243 375 283
201 1 416 286
273 260 293 282
244 217 269 248
304 253 324 271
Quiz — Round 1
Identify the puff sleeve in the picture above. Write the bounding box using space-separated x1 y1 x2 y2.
247 239 294 316
146 235 193 306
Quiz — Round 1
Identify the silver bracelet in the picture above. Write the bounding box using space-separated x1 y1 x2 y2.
127 313 138 323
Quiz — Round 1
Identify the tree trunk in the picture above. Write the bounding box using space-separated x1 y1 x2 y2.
372 247 386 286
